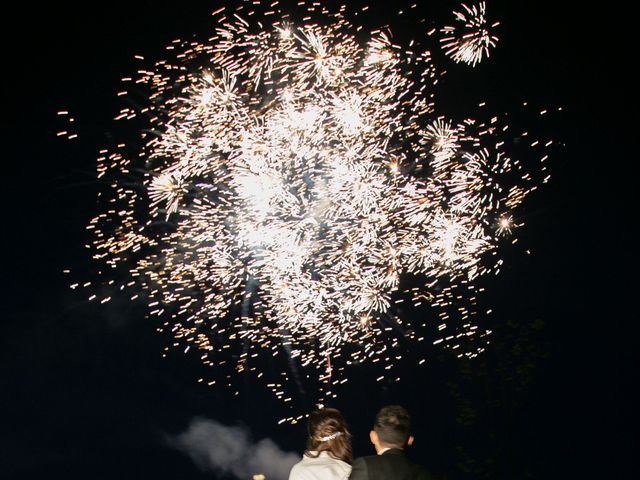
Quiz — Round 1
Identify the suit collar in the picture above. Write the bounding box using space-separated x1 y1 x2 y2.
381 447 405 456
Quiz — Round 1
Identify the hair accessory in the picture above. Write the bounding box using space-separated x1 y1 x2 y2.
318 431 343 442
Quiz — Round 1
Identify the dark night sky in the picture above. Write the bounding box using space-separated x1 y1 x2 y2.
1 1 637 479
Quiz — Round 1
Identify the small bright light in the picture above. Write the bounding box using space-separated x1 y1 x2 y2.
200 89 213 104
280 27 292 39
497 216 513 235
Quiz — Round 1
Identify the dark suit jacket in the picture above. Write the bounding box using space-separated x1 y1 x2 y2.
348 448 434 480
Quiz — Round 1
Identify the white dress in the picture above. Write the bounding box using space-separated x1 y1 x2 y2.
288 451 352 480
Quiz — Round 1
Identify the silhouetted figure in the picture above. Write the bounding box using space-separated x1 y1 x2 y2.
349 405 435 480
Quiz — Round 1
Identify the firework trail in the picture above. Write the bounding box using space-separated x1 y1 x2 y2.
76 0 555 415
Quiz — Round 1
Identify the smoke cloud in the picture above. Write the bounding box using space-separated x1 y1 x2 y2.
170 417 299 480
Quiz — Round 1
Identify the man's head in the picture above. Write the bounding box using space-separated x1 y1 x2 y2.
369 405 414 452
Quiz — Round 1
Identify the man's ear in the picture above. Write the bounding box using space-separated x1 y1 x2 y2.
407 435 414 447
369 430 378 445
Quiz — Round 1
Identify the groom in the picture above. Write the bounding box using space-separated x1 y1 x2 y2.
349 405 435 480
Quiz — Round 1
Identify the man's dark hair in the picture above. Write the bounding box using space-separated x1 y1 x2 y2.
373 405 412 448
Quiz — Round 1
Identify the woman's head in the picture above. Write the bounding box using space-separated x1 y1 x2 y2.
305 408 352 464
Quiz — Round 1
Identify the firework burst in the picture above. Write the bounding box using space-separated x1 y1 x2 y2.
78 0 554 413
440 2 500 66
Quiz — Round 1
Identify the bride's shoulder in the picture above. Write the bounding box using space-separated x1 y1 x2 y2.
288 454 352 480
328 456 352 478
288 459 309 480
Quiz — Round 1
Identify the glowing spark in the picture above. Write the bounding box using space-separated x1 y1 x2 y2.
497 215 513 236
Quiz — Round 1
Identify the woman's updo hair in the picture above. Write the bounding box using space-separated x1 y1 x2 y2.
305 408 352 464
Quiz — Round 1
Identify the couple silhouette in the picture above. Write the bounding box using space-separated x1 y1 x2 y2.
289 405 434 480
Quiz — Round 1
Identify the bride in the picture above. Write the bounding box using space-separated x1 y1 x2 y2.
289 408 353 480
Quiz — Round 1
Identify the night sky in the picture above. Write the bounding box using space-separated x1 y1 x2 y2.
1 1 636 479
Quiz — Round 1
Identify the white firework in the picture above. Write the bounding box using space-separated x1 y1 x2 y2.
83 1 552 410
441 2 500 66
